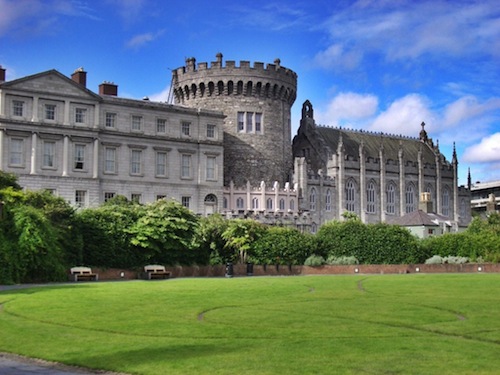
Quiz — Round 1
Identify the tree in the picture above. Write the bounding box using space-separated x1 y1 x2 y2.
194 214 231 264
221 219 266 263
128 199 199 265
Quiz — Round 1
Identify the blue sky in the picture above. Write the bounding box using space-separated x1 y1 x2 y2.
1 0 499 185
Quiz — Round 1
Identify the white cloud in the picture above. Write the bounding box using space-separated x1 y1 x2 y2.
317 92 378 125
463 133 500 163
316 0 500 70
369 94 434 136
126 29 165 49
443 96 500 127
148 85 171 103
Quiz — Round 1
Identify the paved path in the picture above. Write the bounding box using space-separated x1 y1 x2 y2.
0 353 124 375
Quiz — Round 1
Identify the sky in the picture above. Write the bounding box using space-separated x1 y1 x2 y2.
1 0 499 186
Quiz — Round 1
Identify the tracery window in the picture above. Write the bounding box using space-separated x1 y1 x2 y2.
442 187 450 217
405 184 416 213
346 179 356 212
367 181 376 214
325 189 332 212
309 187 317 211
386 183 396 214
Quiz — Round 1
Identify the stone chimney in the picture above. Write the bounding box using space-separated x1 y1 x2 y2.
0 66 6 83
99 81 118 96
71 67 87 87
419 192 433 213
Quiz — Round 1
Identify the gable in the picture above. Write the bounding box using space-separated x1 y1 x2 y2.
1 70 100 101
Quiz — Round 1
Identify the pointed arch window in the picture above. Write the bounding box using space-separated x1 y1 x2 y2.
346 179 356 212
279 198 285 210
236 197 244 209
309 187 317 211
442 187 450 217
405 184 416 213
252 197 259 210
367 181 376 214
386 183 396 214
325 189 332 212
266 198 273 210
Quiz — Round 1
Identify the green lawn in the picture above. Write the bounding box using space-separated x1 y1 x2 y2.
0 274 499 374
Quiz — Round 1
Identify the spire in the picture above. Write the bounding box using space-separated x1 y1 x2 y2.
419 121 428 143
452 142 458 165
467 167 472 190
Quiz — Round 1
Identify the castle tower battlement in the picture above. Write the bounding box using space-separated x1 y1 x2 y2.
172 53 298 186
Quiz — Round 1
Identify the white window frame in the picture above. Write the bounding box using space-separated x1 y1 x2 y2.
12 100 24 117
181 122 191 137
207 124 216 138
74 144 85 170
131 115 142 131
45 104 56 121
181 196 191 208
206 156 216 180
75 108 86 124
156 151 168 177
75 190 87 207
104 147 116 174
181 154 192 179
156 118 167 134
130 149 142 175
42 141 55 168
9 138 24 166
105 112 116 128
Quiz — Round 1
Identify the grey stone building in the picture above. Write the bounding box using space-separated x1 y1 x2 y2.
292 100 471 231
0 67 225 214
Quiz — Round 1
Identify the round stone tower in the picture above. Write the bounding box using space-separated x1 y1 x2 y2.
172 53 297 186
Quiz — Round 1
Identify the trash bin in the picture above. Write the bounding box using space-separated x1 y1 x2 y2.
246 262 254 276
225 262 233 278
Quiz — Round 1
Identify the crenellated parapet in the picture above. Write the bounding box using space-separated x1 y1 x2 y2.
172 53 297 106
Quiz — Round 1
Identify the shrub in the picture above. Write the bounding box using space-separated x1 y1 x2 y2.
326 255 359 265
443 256 469 264
304 255 325 266
425 255 443 264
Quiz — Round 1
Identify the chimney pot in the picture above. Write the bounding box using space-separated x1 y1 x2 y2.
71 67 87 87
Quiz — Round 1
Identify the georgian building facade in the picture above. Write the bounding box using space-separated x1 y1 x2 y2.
0 67 225 214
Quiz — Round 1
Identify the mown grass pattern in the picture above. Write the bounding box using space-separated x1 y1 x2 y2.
0 274 499 374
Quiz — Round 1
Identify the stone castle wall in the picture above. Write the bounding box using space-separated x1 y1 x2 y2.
172 53 297 186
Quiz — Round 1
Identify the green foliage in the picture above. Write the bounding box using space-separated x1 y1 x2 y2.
326 255 359 265
0 171 21 190
128 199 200 265
252 226 315 265
221 219 266 263
303 254 326 266
316 220 421 264
77 202 142 268
194 214 231 265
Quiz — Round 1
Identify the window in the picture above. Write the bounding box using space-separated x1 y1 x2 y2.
157 119 167 133
181 122 191 136
104 192 115 202
207 124 216 138
346 179 356 212
246 112 253 132
157 195 166 200
75 190 86 207
266 198 273 210
236 197 244 209
367 181 376 214
405 185 416 213
12 100 24 117
45 104 56 120
131 193 142 203
309 188 317 211
237 112 244 132
223 197 228 209
386 183 396 214
237 111 263 133
156 151 167 177
442 188 450 217
255 113 262 133
104 147 116 173
74 144 85 170
42 141 55 168
460 198 467 220
130 150 142 175
252 197 259 210
206 156 216 180
105 113 116 128
279 198 285 210
325 189 332 212
75 108 86 124
290 199 295 211
181 196 190 208
131 115 142 131
9 138 23 166
181 154 191 178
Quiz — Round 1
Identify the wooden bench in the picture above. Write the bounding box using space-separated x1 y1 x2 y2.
70 266 99 282
144 265 170 280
